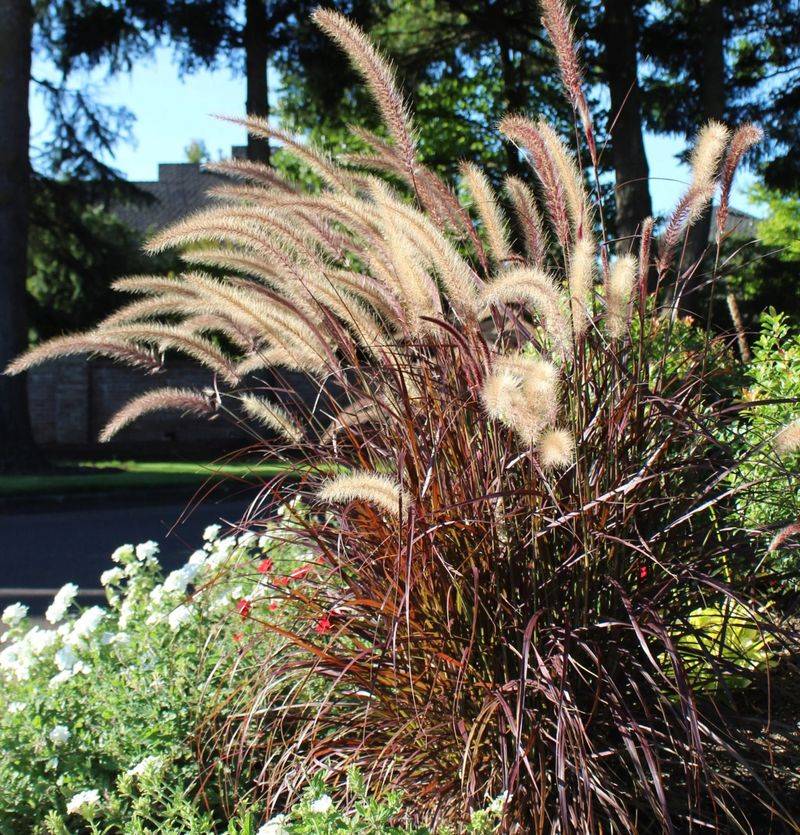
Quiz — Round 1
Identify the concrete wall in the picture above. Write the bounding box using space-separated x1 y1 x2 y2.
27 357 322 457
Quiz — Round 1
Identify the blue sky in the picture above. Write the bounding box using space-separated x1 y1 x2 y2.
30 46 757 217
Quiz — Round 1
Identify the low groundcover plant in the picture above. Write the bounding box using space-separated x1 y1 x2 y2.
7 1 800 831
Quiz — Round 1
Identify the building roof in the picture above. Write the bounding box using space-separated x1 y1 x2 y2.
709 205 759 240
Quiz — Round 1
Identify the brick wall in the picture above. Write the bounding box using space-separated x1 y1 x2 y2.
27 357 324 457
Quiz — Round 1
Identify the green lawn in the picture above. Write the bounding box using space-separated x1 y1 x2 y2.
0 459 289 498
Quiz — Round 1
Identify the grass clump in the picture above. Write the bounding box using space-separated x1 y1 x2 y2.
7 1 800 831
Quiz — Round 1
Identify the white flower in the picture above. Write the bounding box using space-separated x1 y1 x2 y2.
203 523 222 542
45 583 79 624
7 701 25 714
49 725 70 746
127 754 164 778
68 606 105 643
55 645 78 671
239 531 257 547
25 626 57 655
135 540 159 561
167 604 193 631
2 602 28 627
110 631 130 646
66 788 100 818
258 535 271 549
111 544 134 563
118 597 135 629
149 584 166 605
488 791 509 814
163 563 199 595
256 815 289 835
310 794 334 814
100 567 124 586
0 645 26 680
49 669 76 687
187 549 207 567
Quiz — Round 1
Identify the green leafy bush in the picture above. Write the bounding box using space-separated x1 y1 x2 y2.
729 310 800 578
0 526 299 833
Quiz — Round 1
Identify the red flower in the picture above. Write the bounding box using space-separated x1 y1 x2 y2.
232 632 243 643
639 565 648 580
315 614 333 634
268 601 278 611
236 598 251 618
257 558 274 574
274 575 290 587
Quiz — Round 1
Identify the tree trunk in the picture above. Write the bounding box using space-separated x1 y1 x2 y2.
684 0 725 279
601 0 653 254
244 0 270 164
0 0 41 472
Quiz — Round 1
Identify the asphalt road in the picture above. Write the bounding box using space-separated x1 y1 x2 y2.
0 496 247 613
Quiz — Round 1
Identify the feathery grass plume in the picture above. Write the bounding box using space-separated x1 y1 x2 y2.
481 267 572 356
183 313 259 353
348 125 481 246
235 345 318 375
540 0 594 156
689 120 730 197
460 162 512 265
505 175 547 267
239 394 304 444
180 248 286 287
203 158 297 193
99 294 199 327
321 400 387 444
537 427 574 469
536 120 591 238
99 387 216 442
325 267 405 324
214 116 354 191
481 359 556 446
312 9 416 176
4 333 160 376
498 115 571 249
318 470 410 519
481 367 524 424
100 324 241 385
568 236 594 338
383 230 442 334
773 420 800 457
725 291 752 363
658 122 730 274
717 123 763 239
111 275 195 297
605 254 637 339
372 182 480 319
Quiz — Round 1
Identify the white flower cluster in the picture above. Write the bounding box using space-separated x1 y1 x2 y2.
66 788 100 818
0 510 313 761
45 582 78 624
257 814 289 835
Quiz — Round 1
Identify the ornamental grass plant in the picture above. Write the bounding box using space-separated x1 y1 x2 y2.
8 2 800 831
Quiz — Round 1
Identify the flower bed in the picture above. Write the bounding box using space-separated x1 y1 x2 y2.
0 525 504 834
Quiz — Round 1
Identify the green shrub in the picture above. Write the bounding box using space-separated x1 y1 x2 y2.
729 309 800 579
0 526 304 833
